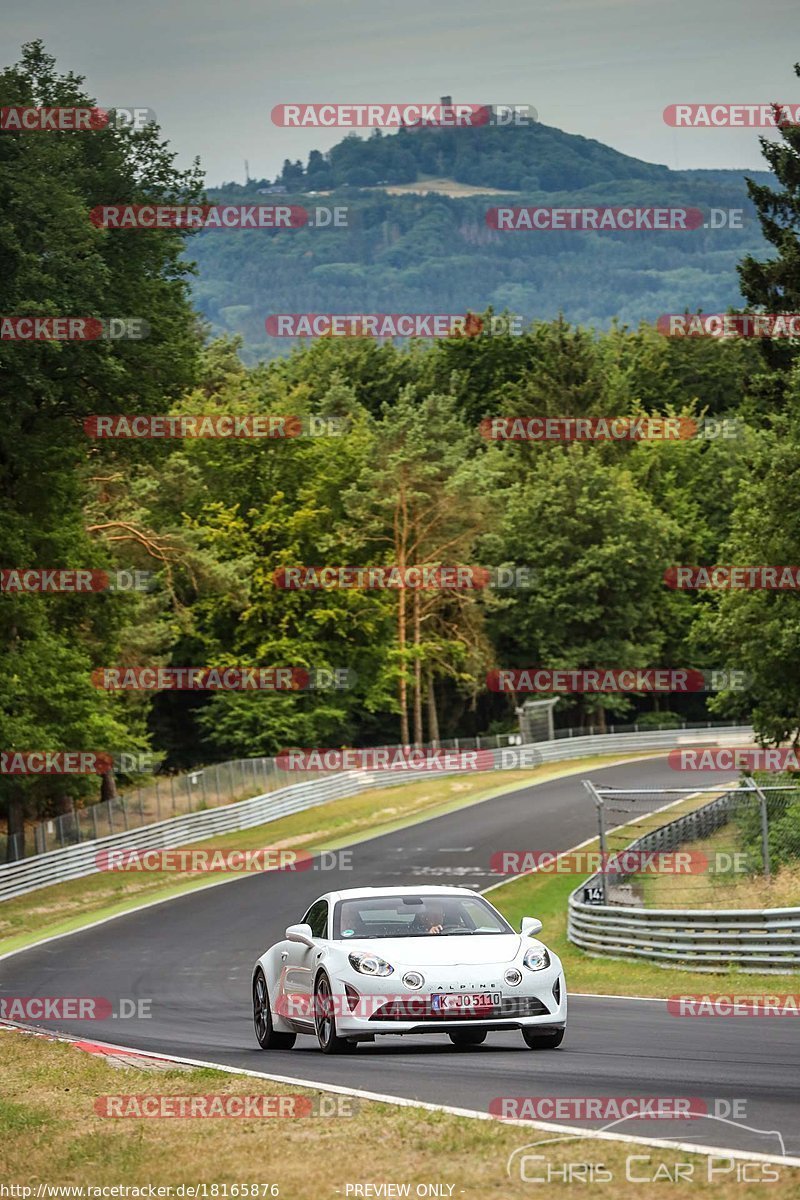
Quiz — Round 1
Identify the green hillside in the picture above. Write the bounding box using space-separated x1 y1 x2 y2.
191 122 772 359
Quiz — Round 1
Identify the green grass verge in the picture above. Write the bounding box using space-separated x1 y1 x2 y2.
5 1027 795 1196
640 824 800 911
489 801 800 994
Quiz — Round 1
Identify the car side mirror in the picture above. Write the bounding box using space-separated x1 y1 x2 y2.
286 922 315 947
520 916 542 936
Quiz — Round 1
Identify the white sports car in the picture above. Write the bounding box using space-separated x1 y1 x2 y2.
252 885 567 1054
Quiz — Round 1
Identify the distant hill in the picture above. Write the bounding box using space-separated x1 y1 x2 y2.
190 121 773 360
248 121 702 193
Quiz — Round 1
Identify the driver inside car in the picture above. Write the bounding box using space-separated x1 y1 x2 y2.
411 904 447 934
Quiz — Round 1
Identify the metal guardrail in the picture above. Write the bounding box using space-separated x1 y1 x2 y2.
7 718 751 862
22 757 289 859
0 725 753 903
10 735 536 861
568 785 800 973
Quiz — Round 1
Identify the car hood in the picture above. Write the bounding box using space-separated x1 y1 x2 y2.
341 933 527 966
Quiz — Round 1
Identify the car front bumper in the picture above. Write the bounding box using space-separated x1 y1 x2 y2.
333 966 567 1036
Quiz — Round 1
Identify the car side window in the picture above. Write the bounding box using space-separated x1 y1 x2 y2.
302 899 329 939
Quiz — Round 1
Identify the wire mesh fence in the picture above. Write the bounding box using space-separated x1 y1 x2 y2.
0 717 752 864
585 780 800 909
4 730 525 862
2 758 321 862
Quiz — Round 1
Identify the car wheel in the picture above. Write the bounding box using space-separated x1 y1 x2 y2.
253 969 296 1050
522 1027 565 1050
314 972 357 1054
448 1030 487 1048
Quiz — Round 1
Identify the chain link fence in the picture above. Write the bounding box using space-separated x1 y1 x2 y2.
0 726 754 901
2 757 317 862
3 732 524 862
585 779 800 908
569 779 800 971
1 715 753 859
1 717 751 864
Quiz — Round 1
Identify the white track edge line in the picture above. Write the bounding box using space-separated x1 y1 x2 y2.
1 1019 796 1169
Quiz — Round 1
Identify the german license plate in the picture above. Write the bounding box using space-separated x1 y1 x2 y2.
431 991 501 1014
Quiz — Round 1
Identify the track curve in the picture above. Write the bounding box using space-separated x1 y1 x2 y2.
2 757 798 1158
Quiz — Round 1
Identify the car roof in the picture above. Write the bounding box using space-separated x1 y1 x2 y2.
320 885 482 904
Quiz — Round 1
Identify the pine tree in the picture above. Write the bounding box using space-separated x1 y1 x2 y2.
739 79 800 379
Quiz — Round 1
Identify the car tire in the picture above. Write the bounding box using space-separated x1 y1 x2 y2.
314 972 357 1055
522 1027 565 1050
448 1030 487 1048
253 969 296 1050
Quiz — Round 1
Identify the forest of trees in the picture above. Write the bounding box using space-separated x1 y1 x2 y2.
193 179 771 360
194 117 774 357
268 120 760 194
3 43 800 857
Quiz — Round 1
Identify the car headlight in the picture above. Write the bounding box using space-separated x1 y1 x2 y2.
523 946 550 972
348 952 394 976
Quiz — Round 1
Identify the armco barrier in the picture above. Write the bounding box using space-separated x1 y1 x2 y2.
0 726 752 903
568 784 800 973
10 719 752 860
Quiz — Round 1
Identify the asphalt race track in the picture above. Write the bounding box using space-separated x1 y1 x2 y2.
3 757 799 1159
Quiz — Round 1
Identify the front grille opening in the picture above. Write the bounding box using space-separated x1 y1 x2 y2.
369 996 550 1022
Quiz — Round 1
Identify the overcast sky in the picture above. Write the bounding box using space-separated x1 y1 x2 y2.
3 0 799 185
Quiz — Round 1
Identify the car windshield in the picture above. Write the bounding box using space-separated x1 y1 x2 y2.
332 894 513 940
